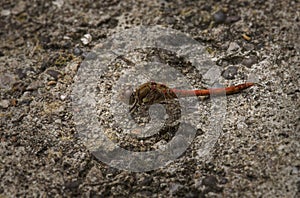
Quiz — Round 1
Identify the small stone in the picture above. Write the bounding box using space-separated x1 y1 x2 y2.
242 33 251 41
86 166 103 183
26 80 43 91
52 0 64 8
63 35 71 40
73 47 82 56
12 81 26 92
202 175 218 187
0 100 10 109
47 81 57 86
243 43 255 51
46 69 62 80
1 9 11 16
219 177 228 184
225 15 241 23
81 34 92 45
202 175 223 192
10 99 17 106
0 74 16 90
241 56 258 68
222 66 238 80
213 10 226 24
60 94 67 100
15 68 26 79
227 42 240 53
11 1 26 15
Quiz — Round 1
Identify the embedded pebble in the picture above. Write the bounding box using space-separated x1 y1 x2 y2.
225 15 241 23
73 47 82 56
213 10 226 24
11 1 26 15
202 175 218 187
0 74 16 90
227 42 241 53
81 34 92 45
1 9 11 16
241 56 258 68
26 80 43 91
222 66 238 79
60 94 67 100
0 100 10 109
15 68 27 79
46 69 62 80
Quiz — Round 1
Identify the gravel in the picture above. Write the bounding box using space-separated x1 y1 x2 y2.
0 0 299 197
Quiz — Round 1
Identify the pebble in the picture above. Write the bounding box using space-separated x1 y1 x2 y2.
242 33 251 41
243 43 255 51
227 42 241 53
15 68 27 79
52 0 64 9
85 166 104 183
10 99 17 106
213 10 226 24
222 66 238 80
1 9 11 16
73 47 82 56
81 34 92 45
47 81 57 86
225 15 241 23
0 100 10 109
46 69 62 80
60 94 67 100
0 74 16 90
241 55 258 68
11 1 26 15
202 175 218 187
26 80 43 91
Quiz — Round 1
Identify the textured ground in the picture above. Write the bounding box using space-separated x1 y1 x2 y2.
0 0 299 197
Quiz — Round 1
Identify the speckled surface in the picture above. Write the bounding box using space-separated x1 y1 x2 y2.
0 0 299 197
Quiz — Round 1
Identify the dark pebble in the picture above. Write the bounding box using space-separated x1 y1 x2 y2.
65 180 81 189
241 55 258 68
225 15 241 23
39 36 51 43
213 10 226 24
15 68 27 79
219 177 228 184
222 66 238 79
202 175 223 193
139 176 153 186
203 5 211 11
0 51 4 57
73 47 82 56
40 61 50 72
12 81 27 93
202 175 218 187
19 98 32 106
46 69 62 80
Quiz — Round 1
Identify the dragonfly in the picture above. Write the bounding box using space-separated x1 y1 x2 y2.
128 81 254 113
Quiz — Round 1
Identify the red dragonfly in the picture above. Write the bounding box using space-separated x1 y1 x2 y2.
128 81 254 113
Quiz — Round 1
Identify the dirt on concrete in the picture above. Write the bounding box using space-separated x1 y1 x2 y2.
0 0 299 197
